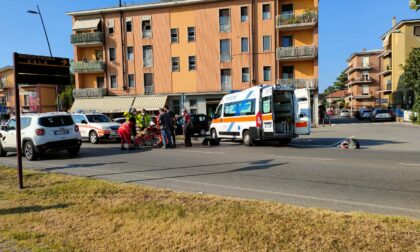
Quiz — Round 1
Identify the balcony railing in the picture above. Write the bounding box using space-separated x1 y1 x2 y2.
276 45 318 60
347 76 372 85
386 83 392 91
142 30 152 39
276 78 318 90
221 83 232 92
346 63 373 74
220 53 232 62
144 85 154 95
219 23 230 32
71 32 104 45
73 61 106 73
73 88 107 99
276 11 318 28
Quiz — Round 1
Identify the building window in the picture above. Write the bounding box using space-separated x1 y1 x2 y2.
190 109 198 115
109 48 116 61
221 69 232 91
107 19 114 34
241 6 248 22
282 66 294 79
172 57 180 72
414 26 420 36
189 56 196 71
189 99 197 107
96 76 104 88
126 19 132 32
127 46 134 61
242 68 250 82
110 75 117 89
362 70 370 81
362 56 370 67
262 4 271 20
219 9 230 32
144 73 154 94
95 50 103 61
128 74 135 88
281 4 293 16
188 27 195 42
282 35 293 47
241 37 249 53
220 39 231 62
142 20 152 38
172 100 180 115
263 66 271 81
362 84 369 95
171 28 178 43
143 45 153 67
263 36 271 51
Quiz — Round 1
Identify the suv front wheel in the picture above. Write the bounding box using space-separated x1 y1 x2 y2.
89 131 99 144
23 141 37 161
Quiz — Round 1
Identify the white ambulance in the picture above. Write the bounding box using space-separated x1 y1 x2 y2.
210 85 311 146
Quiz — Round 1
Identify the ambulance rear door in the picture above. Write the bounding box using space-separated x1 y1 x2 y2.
294 88 311 135
261 87 274 135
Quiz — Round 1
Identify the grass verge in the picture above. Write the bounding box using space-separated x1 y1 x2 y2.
0 167 419 251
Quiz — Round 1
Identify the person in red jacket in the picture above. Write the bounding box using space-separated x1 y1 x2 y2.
118 119 134 150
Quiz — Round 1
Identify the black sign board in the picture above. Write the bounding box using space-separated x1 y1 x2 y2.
14 53 70 85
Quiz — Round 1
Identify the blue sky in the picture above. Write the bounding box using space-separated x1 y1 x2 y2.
0 0 418 92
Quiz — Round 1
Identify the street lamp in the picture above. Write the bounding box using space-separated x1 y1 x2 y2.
27 5 52 57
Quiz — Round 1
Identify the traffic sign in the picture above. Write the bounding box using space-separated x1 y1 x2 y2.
14 53 70 85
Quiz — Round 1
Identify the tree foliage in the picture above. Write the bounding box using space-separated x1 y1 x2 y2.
59 85 75 112
323 71 348 95
400 48 420 119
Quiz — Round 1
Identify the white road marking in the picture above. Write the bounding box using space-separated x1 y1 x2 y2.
182 150 226 155
399 163 420 166
266 155 335 161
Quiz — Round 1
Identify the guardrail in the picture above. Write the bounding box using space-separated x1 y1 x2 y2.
73 88 107 99
276 78 318 90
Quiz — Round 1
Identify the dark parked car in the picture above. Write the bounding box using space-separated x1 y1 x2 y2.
370 108 394 122
175 114 210 136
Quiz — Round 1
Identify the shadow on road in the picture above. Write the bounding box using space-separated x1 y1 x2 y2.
40 162 128 172
0 203 71 216
123 159 286 183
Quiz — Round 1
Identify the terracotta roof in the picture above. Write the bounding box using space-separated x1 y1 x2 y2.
326 90 348 99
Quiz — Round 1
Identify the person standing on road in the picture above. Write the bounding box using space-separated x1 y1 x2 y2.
164 105 176 148
124 108 138 137
158 108 173 149
138 109 151 131
182 109 192 147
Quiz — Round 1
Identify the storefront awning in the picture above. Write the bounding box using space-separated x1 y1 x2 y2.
132 95 168 111
71 97 135 113
72 18 101 31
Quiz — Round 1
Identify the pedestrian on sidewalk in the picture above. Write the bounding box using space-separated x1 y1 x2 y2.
182 109 192 147
164 105 176 148
158 108 173 149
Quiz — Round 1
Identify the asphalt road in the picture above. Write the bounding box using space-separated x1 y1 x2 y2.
1 119 420 219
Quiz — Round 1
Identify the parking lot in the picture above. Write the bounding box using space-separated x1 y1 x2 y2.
1 119 420 218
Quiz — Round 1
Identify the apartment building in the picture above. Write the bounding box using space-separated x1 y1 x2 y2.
68 0 318 119
0 66 57 115
344 50 383 110
379 18 420 109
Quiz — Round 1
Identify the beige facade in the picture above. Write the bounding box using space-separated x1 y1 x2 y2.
344 50 383 110
68 0 318 116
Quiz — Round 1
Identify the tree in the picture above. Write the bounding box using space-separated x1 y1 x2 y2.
400 48 420 122
410 0 420 11
59 85 75 112
323 71 348 96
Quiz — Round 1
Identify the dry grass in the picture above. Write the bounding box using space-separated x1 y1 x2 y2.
0 167 419 252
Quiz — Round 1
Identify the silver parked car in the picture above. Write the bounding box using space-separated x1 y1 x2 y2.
340 109 351 118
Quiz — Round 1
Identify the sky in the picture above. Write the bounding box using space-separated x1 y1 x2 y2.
0 0 419 92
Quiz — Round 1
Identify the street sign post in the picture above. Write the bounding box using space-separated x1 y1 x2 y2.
13 52 70 189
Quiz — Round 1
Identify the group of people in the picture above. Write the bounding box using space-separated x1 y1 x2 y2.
118 106 193 150
157 106 193 149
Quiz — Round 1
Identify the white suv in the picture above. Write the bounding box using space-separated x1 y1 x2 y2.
72 113 121 144
0 113 82 161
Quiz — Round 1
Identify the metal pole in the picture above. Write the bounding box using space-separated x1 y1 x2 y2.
36 5 52 57
13 53 23 189
36 5 59 111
